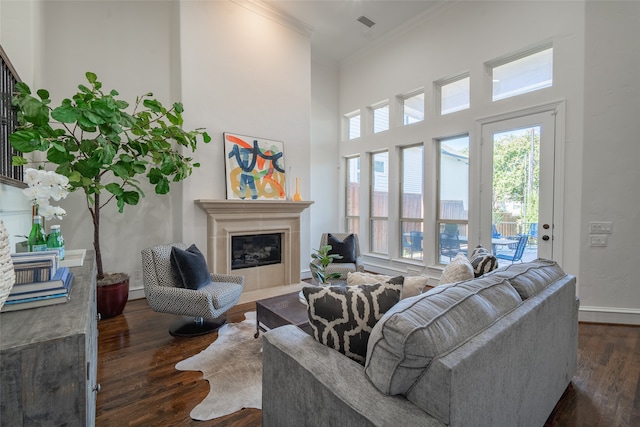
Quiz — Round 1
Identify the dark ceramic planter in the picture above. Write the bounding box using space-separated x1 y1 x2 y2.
96 276 129 319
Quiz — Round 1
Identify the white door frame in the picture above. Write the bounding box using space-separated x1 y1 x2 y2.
475 100 566 264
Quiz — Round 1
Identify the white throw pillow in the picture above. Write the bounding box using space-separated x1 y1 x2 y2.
347 271 392 286
348 271 429 299
439 253 474 285
402 276 429 298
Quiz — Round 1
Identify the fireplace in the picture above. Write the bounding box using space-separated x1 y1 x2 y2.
232 233 282 270
195 200 313 295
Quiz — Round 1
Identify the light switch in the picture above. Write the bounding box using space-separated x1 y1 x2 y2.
590 235 608 247
589 221 613 234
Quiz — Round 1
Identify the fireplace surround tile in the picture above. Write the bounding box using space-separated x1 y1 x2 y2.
195 200 313 294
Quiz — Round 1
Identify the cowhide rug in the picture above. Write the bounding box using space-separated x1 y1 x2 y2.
175 312 262 420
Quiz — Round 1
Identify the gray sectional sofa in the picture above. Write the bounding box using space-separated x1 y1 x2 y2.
262 259 579 427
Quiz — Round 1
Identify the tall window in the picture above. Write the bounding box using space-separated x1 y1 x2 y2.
370 151 389 254
437 135 469 265
346 110 361 140
372 102 389 133
345 156 360 234
490 46 553 101
401 90 424 125
438 75 470 115
400 145 424 260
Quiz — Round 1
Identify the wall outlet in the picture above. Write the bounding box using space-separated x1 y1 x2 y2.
589 221 613 234
134 270 143 282
590 235 608 247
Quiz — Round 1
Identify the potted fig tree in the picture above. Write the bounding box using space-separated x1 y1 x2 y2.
10 72 210 317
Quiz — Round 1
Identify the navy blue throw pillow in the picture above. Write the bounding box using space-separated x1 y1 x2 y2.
170 244 211 290
327 233 356 263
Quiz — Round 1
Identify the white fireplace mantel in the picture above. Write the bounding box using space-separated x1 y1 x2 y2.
195 199 313 216
195 199 313 294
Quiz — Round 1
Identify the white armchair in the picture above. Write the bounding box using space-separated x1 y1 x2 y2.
141 243 244 336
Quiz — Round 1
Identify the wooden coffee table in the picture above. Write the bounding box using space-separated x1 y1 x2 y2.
254 291 312 338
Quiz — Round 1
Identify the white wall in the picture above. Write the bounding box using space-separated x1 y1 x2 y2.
579 1 640 323
32 0 175 291
0 0 43 251
1 0 313 296
176 0 312 268
0 0 42 85
309 58 341 259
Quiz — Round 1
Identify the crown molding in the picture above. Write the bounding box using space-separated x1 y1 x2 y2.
230 0 314 39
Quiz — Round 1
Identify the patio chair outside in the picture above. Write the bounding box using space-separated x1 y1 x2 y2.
496 235 529 263
440 232 466 262
492 224 502 238
528 223 538 246
408 230 423 258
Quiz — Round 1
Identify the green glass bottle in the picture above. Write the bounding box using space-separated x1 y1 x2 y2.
28 215 48 252
47 224 65 260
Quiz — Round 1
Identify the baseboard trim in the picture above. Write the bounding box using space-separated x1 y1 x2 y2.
129 284 640 325
579 306 640 325
129 288 145 301
128 283 306 305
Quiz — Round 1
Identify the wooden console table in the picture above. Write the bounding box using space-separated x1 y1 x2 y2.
0 250 99 425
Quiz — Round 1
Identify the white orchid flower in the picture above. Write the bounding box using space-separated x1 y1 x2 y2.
39 205 67 220
22 168 70 220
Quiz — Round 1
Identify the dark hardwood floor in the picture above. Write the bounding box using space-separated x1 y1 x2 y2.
96 299 640 426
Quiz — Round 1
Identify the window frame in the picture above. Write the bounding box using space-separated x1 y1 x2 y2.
399 144 424 260
436 73 470 116
344 155 361 235
345 110 361 140
436 134 470 265
370 100 390 134
369 150 389 255
488 44 553 102
398 89 425 126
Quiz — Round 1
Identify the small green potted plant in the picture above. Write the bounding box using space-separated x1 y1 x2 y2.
10 72 210 317
309 245 343 285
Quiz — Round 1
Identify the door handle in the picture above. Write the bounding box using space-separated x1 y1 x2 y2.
542 235 550 241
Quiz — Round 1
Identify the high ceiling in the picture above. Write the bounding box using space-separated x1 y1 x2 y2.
262 0 445 63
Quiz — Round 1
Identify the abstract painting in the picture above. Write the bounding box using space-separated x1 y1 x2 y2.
224 133 286 200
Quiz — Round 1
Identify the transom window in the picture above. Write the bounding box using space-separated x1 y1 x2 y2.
372 102 389 134
437 75 470 115
346 110 361 140
400 90 424 125
490 46 553 102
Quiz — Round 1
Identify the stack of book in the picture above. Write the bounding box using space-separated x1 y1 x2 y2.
2 251 74 312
